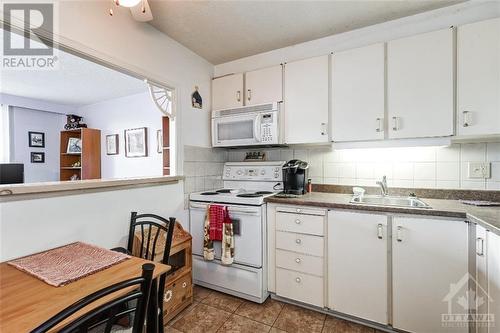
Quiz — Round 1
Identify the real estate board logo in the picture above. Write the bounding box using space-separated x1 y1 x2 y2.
442 273 495 329
2 2 58 70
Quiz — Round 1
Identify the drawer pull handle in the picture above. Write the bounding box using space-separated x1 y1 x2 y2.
295 258 301 263
295 239 302 244
296 208 301 213
295 277 301 283
295 219 301 224
182 282 187 288
164 290 173 302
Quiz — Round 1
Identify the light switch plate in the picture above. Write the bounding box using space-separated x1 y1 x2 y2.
468 162 491 179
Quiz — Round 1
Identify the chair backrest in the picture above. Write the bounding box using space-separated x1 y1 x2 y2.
127 212 176 265
31 263 155 333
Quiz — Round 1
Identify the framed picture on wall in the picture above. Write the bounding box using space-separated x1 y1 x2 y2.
157 130 162 153
125 127 148 158
28 132 45 148
31 152 45 163
106 134 119 155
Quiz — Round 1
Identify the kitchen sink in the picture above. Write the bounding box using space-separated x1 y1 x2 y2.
350 195 432 209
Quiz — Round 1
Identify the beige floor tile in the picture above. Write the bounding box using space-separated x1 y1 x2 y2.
217 314 272 333
193 285 213 302
269 327 287 333
322 316 374 333
201 290 245 313
236 298 284 326
171 303 231 333
273 304 326 333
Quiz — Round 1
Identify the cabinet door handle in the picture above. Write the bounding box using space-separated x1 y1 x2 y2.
295 258 301 263
462 111 471 127
236 90 241 102
296 208 301 213
295 277 302 283
377 224 384 239
295 219 301 224
321 123 327 136
247 89 252 101
396 226 403 242
477 237 485 256
392 117 400 131
295 238 302 244
376 118 384 133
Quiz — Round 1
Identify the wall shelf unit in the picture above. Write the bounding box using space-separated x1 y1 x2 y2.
60 128 101 181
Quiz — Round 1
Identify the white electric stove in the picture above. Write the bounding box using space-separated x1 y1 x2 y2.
189 161 285 303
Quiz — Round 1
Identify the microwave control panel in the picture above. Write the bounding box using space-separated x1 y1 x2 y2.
260 113 277 143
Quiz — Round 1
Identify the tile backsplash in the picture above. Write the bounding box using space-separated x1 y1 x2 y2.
183 145 227 207
227 142 500 191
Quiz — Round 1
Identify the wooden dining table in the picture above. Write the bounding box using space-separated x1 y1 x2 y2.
0 256 170 333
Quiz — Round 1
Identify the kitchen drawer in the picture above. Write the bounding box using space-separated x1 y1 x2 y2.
163 272 193 320
276 206 326 216
276 249 323 276
276 231 324 257
276 212 324 236
276 268 324 307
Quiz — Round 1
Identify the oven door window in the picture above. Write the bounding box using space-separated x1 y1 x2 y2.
217 119 255 141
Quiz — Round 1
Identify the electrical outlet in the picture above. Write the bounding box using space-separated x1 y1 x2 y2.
468 162 491 179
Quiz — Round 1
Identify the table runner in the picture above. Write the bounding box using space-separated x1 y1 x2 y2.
8 242 130 287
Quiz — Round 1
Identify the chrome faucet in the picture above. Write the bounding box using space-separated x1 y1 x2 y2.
376 176 388 196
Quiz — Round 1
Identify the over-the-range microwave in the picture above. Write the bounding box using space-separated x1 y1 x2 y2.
212 102 283 147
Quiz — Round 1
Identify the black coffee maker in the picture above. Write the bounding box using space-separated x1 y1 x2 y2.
282 159 309 195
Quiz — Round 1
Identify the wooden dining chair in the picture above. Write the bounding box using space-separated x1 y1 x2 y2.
113 212 176 331
31 263 155 333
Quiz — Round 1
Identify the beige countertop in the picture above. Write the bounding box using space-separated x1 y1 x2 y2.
0 176 184 201
266 192 500 235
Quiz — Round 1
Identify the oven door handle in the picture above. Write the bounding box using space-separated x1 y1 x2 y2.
228 207 261 216
190 202 209 210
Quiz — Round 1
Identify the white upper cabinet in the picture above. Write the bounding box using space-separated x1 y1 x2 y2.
284 55 329 144
392 217 468 333
212 73 244 110
332 43 385 142
328 210 388 324
245 65 283 106
387 28 454 139
457 18 500 136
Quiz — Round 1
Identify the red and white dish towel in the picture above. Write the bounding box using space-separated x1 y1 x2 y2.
203 205 235 265
8 242 130 287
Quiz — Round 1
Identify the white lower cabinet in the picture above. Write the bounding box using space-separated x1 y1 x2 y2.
485 227 500 333
476 225 488 333
268 204 326 308
327 210 388 324
392 217 469 333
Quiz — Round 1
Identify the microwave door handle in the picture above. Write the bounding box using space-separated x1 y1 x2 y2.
254 114 261 142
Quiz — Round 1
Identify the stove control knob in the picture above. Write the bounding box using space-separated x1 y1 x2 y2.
237 170 243 175
260 170 266 175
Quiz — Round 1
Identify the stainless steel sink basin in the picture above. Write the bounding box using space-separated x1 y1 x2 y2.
350 195 432 209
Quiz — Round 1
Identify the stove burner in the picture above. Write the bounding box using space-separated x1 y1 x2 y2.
201 192 219 195
255 191 273 195
216 189 233 193
237 193 263 198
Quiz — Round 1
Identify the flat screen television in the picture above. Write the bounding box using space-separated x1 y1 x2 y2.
0 163 24 184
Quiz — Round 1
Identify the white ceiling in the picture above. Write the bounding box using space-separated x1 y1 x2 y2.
149 0 463 64
0 30 147 107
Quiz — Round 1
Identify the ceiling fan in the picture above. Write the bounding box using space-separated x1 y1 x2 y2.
109 0 153 22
